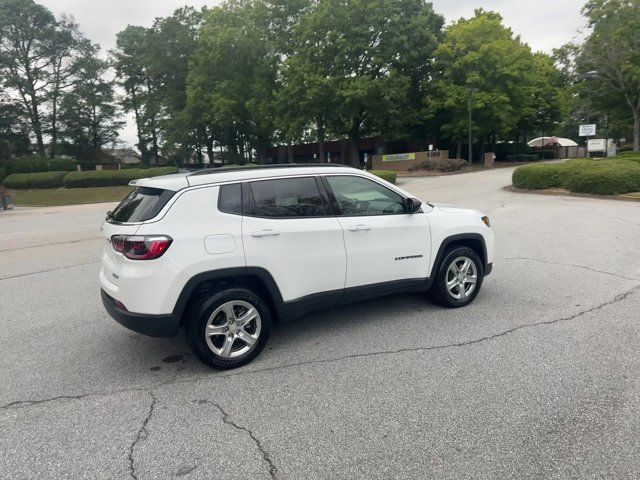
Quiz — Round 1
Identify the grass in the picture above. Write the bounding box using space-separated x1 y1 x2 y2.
12 186 133 207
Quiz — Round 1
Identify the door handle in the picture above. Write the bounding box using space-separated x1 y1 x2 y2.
251 229 281 238
348 225 372 232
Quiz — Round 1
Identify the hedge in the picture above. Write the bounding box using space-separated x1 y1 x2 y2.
512 158 640 195
370 170 397 184
4 171 68 189
7 156 76 174
63 167 177 188
505 154 541 162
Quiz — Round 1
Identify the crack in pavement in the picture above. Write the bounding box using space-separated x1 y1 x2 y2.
205 400 278 479
1 285 638 477
2 285 639 412
128 391 157 480
0 260 100 281
503 257 638 282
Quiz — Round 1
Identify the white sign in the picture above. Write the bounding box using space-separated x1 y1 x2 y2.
587 139 615 153
428 144 434 151
579 124 597 137
587 139 605 152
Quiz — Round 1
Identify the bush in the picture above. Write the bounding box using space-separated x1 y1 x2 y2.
4 171 68 189
512 164 564 189
616 151 640 159
6 156 76 174
505 154 541 162
410 158 466 172
513 158 640 195
568 167 640 195
370 170 397 184
62 167 177 188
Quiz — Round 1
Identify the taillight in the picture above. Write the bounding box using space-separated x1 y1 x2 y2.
111 235 173 260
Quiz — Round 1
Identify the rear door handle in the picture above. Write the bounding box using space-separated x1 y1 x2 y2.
251 229 281 238
348 225 372 232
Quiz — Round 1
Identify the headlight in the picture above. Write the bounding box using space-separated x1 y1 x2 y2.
481 216 491 227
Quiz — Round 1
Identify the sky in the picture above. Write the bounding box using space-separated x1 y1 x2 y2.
39 0 588 147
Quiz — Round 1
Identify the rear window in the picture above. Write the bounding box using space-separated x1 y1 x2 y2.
109 187 175 223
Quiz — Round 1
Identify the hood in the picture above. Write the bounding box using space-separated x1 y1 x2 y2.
431 202 480 214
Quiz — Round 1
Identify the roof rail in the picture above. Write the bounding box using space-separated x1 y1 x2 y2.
186 163 354 177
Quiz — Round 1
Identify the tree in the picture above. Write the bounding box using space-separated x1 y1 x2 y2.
187 0 279 164
573 0 640 151
290 0 443 165
112 26 159 164
428 10 542 159
58 45 122 159
0 0 58 155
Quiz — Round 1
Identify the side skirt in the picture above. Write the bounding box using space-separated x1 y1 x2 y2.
278 278 430 320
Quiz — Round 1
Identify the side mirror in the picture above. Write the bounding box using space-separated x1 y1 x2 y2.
405 197 422 214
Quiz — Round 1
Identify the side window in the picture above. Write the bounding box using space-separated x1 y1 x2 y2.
325 175 406 216
248 177 329 218
218 183 242 215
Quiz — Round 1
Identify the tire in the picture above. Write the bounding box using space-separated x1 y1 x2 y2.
186 288 272 369
430 246 484 308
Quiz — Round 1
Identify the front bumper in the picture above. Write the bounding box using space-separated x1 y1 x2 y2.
101 289 180 338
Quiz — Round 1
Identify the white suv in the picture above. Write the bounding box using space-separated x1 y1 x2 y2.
100 164 494 369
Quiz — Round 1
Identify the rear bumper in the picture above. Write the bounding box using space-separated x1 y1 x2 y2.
101 289 180 338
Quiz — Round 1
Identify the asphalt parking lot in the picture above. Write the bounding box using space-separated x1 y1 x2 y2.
1 166 639 479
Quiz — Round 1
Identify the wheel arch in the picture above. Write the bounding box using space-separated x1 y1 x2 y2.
173 267 284 326
430 234 488 280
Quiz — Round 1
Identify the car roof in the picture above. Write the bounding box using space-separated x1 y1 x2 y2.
131 164 361 191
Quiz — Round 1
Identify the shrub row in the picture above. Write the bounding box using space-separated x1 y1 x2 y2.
370 170 397 184
512 158 640 195
3 167 176 189
6 156 77 174
63 167 177 188
4 171 69 189
409 158 466 173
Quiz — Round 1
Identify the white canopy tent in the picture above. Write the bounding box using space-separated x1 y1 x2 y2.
527 137 579 148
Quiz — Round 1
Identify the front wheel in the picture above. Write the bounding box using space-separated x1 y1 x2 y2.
186 288 272 369
430 246 484 308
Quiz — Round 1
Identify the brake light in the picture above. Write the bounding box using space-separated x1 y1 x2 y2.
111 235 173 260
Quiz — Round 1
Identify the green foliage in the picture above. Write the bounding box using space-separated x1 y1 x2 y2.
513 158 640 194
59 48 122 157
428 10 567 153
370 170 397 184
410 159 466 172
62 167 176 188
7 156 76 174
4 171 68 189
571 0 640 151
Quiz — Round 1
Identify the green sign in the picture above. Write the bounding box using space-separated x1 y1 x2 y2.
382 153 416 162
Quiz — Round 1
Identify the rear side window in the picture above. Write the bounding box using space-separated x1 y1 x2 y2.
248 177 329 218
218 183 242 215
109 187 175 223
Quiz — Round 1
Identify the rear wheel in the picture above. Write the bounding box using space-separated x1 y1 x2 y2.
430 246 484 308
186 288 272 369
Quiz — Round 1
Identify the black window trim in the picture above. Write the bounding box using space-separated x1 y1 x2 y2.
321 174 415 217
242 175 335 220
